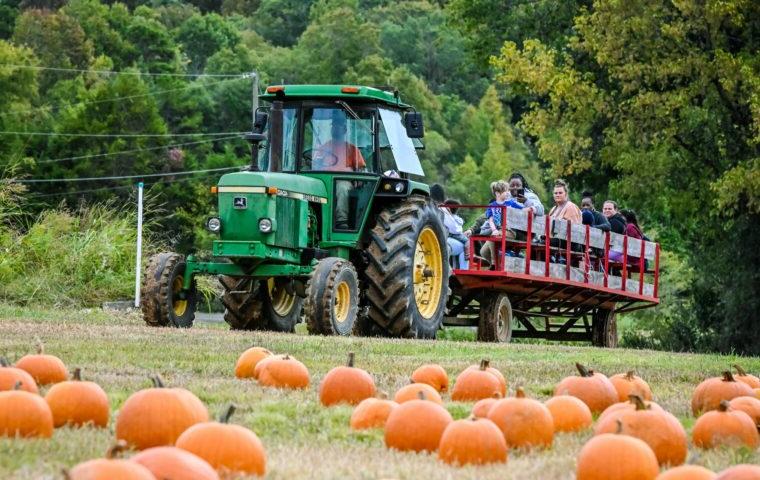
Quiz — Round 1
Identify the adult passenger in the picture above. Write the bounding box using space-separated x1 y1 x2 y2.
580 191 610 231
548 179 582 224
507 172 544 215
602 200 626 234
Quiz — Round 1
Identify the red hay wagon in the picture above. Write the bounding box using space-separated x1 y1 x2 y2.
442 205 660 347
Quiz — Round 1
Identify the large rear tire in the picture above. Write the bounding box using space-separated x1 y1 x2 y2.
364 195 450 339
478 293 514 342
304 257 359 336
220 276 303 332
592 307 618 348
141 252 196 328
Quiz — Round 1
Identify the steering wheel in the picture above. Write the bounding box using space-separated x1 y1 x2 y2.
303 148 339 169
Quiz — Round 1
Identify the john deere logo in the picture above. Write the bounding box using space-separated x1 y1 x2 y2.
233 197 247 209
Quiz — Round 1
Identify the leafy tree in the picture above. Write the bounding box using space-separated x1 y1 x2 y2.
175 13 240 73
124 8 181 73
492 0 760 353
0 0 19 40
62 0 134 69
0 40 39 166
250 0 314 47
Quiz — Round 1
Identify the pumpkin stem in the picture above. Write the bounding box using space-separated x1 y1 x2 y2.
0 357 9 367
151 375 165 388
722 371 736 382
378 391 389 400
515 387 526 398
625 370 635 380
493 392 502 399
733 364 748 376
615 419 624 434
479 359 489 371
72 368 82 381
283 354 290 360
417 390 427 401
575 362 592 377
628 394 648 411
61 469 72 480
13 380 22 390
219 404 236 424
36 339 44 355
468 414 478 422
347 352 355 367
718 400 730 412
106 440 128 459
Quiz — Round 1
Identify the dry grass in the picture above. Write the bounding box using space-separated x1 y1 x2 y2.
0 303 759 479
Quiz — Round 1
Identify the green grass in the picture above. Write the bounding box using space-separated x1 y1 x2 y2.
1 303 759 479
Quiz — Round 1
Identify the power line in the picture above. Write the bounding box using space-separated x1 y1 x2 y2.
0 131 247 138
0 64 252 79
14 166 243 184
35 135 244 164
0 77 248 119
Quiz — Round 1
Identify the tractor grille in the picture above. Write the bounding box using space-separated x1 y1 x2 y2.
275 196 299 248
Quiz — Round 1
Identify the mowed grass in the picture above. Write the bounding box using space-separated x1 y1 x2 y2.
1 303 759 479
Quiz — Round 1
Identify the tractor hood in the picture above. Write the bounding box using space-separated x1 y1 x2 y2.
218 171 328 202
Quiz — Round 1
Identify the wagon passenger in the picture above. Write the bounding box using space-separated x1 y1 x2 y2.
441 199 469 269
548 179 582 224
507 172 544 215
602 200 626 235
580 192 610 232
480 180 523 266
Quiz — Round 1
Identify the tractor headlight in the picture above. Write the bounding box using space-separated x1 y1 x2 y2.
206 217 221 233
394 182 405 193
259 218 273 233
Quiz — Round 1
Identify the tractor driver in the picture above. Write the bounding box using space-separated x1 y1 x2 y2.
312 114 367 229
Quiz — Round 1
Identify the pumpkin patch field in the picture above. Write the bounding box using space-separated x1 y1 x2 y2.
1 304 759 479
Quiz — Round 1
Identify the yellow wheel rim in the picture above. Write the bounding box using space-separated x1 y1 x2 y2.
334 281 350 323
267 278 295 317
172 276 188 317
413 227 444 319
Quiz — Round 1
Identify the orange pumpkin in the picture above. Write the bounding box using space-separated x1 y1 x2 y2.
691 371 755 415
175 404 266 477
451 360 503 401
715 464 760 480
692 400 759 449
394 383 443 405
234 347 272 379
384 392 453 452
576 433 659 480
656 465 716 480
411 364 449 393
487 387 554 449
545 395 593 432
755 388 760 400
131 446 219 480
733 365 760 389
15 344 68 385
599 399 663 424
471 393 502 419
115 375 208 450
0 357 38 393
609 371 653 402
0 387 53 438
594 395 687 466
319 352 375 406
67 442 156 480
438 416 508 466
553 363 618 414
252 354 287 380
45 368 109 428
350 392 398 430
728 396 760 427
257 354 310 390
466 359 507 396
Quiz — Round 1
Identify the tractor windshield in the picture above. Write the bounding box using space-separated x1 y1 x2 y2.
257 106 299 172
301 107 374 173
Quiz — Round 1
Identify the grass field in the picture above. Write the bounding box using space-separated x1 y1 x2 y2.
1 303 759 479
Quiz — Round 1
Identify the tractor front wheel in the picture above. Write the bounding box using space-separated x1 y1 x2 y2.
141 252 196 328
305 257 359 336
220 276 303 332
364 195 450 339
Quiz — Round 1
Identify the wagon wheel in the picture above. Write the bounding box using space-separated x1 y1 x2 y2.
591 307 618 348
477 293 514 342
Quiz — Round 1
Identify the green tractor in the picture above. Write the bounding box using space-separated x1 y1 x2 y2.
141 85 451 338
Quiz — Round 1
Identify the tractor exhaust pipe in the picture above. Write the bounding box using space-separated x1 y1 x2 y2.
269 100 284 172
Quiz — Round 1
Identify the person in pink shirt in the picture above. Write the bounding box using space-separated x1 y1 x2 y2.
548 179 582 224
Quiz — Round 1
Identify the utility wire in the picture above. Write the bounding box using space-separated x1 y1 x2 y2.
35 135 244 164
0 131 247 138
0 64 252 78
0 77 248 119
14 166 243 184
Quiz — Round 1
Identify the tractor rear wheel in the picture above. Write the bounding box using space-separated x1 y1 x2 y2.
591 307 618 348
141 252 196 328
220 276 303 332
478 292 514 342
304 257 359 336
364 195 450 339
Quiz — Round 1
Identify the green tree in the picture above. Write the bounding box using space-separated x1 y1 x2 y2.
0 40 39 166
250 0 314 47
0 0 19 40
175 13 240 73
492 0 760 353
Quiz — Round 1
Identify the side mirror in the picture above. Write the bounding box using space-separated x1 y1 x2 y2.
253 110 268 134
404 111 424 138
243 132 266 143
